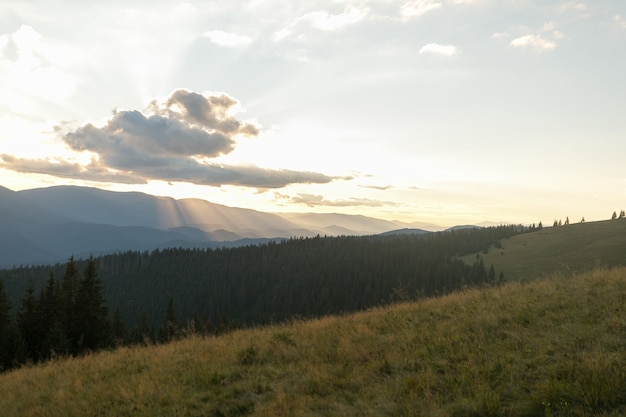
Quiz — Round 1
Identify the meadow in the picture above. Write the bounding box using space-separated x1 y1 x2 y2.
2 265 625 416
462 219 626 282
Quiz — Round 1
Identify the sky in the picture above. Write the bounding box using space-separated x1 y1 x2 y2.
1 0 625 227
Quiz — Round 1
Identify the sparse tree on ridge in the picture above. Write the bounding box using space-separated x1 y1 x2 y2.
553 220 558 227
612 211 617 220
564 217 570 225
620 210 625 219
580 217 585 223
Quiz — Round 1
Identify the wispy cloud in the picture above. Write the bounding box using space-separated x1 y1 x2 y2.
0 90 340 189
504 21 563 52
509 34 557 51
400 0 442 20
419 42 457 56
557 2 587 14
276 193 397 208
203 30 252 47
614 15 626 29
274 5 368 41
360 184 392 191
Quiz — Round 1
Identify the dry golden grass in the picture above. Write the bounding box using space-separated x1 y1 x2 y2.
2 266 626 416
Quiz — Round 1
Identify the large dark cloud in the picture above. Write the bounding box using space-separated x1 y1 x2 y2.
1 89 338 188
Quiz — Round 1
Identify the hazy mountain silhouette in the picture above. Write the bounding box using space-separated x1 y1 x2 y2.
0 185 434 267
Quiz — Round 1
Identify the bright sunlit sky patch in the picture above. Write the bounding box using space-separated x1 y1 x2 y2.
1 0 625 227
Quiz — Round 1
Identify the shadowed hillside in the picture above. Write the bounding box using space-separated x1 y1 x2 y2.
462 219 626 281
2 266 625 416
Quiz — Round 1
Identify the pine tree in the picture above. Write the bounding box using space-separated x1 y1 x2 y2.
111 308 127 346
620 210 625 219
0 279 11 334
0 324 27 371
38 273 68 358
612 211 617 220
60 256 81 354
564 217 570 225
161 297 178 342
75 256 111 352
130 310 154 345
488 264 496 283
17 281 41 360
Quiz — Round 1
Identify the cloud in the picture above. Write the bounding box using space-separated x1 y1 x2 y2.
419 43 457 56
557 2 587 14
276 193 397 208
360 184 392 191
509 34 557 51
0 89 339 189
203 30 252 47
614 15 626 29
274 5 368 41
0 25 76 104
491 32 510 39
401 0 442 20
306 6 369 31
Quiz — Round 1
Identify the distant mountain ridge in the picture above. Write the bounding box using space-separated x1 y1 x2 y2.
0 185 440 267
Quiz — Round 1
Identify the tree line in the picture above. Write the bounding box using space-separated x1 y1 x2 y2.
1 225 530 372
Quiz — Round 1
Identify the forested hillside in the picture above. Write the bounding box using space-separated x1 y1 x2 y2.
1 225 528 370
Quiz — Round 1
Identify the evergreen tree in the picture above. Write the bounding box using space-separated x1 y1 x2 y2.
36 273 68 358
0 324 27 372
620 210 625 219
111 308 127 346
0 279 25 371
75 256 111 352
612 211 617 220
17 281 41 360
161 297 178 342
130 310 154 345
538 221 543 230
564 217 570 225
60 256 81 354
0 279 11 334
553 220 558 227
488 264 496 283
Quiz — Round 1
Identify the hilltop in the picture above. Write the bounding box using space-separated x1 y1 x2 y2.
462 219 626 281
2 266 625 416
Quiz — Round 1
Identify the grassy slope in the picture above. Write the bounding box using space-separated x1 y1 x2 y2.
462 219 626 282
2 266 626 417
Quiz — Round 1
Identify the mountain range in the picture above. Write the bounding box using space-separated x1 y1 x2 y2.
0 185 439 267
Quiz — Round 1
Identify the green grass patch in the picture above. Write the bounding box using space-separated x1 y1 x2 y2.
462 219 626 281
